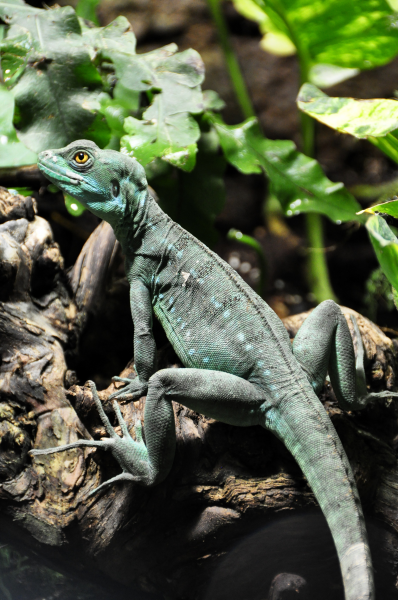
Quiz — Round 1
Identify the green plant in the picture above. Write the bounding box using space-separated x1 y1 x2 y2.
0 0 390 300
297 83 398 302
219 0 398 302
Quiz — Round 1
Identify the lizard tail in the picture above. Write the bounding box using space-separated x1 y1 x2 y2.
265 392 374 600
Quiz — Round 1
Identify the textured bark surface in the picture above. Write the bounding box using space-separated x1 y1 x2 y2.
1 189 398 599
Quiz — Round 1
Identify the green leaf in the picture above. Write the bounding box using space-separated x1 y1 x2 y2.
0 84 37 167
235 0 398 71
75 0 100 26
298 83 398 138
80 15 137 59
0 26 31 86
0 1 110 152
359 198 398 218
122 113 199 171
308 64 360 88
366 214 398 292
64 194 86 216
232 0 296 56
203 89 226 112
0 2 81 41
212 115 361 222
120 47 204 170
7 186 33 196
297 83 398 163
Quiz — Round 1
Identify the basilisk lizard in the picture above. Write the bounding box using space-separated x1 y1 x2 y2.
31 140 397 600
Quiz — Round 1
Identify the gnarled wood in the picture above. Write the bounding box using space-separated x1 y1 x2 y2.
0 189 398 599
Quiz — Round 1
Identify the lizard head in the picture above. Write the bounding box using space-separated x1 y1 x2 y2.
38 140 148 226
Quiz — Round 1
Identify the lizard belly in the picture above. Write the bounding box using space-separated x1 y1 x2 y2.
153 296 297 396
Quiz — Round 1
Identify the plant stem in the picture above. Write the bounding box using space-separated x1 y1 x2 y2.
305 213 337 302
300 67 337 303
206 0 256 120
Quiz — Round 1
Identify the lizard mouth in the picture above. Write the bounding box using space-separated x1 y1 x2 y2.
38 159 83 186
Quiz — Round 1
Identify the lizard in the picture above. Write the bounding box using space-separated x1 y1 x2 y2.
31 139 398 600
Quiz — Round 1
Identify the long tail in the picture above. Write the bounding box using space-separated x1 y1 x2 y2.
265 391 374 600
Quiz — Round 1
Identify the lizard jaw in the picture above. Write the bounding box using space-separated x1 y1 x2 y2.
38 159 83 186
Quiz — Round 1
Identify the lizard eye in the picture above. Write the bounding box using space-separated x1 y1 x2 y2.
74 151 89 164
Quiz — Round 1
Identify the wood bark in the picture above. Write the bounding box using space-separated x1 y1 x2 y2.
1 188 398 599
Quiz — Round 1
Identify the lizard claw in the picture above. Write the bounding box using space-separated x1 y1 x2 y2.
109 375 148 401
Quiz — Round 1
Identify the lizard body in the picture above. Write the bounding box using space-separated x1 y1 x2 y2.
32 140 397 600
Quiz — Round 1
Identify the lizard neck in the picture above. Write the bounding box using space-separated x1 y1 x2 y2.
113 188 170 255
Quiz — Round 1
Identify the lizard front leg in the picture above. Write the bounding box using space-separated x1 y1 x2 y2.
292 299 398 410
110 279 157 401
106 368 267 486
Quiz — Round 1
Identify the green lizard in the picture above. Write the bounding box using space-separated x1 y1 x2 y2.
31 140 397 600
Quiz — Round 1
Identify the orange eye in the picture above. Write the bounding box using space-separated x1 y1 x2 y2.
74 151 89 164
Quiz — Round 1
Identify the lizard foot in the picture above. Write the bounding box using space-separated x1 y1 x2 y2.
30 380 115 459
31 381 154 492
351 315 398 407
109 375 148 402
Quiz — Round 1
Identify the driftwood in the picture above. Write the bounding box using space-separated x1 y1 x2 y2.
1 188 398 599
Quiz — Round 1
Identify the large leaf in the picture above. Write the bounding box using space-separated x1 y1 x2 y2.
0 84 37 167
298 83 398 138
120 46 204 170
233 0 398 72
0 1 205 167
0 1 109 152
212 116 361 222
366 214 398 292
297 83 398 163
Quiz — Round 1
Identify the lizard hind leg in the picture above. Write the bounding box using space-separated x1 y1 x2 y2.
292 299 398 411
349 315 398 407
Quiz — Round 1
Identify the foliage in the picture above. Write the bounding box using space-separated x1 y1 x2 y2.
232 0 398 85
298 83 398 163
366 215 398 293
298 84 398 138
0 1 107 152
2 0 398 306
229 0 398 303
76 0 100 25
0 1 221 242
212 115 361 223
0 84 36 167
0 0 368 251
360 198 398 218
227 0 398 303
120 46 204 170
298 83 398 298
